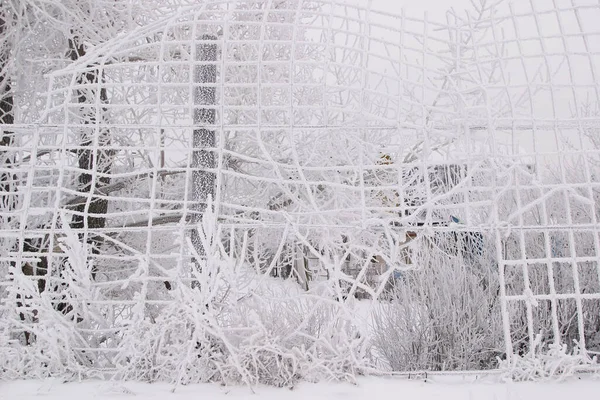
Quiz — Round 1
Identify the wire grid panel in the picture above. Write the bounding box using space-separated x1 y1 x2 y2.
0 0 600 374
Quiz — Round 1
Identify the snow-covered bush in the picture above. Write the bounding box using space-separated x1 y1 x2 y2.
0 221 101 380
114 283 366 386
500 338 597 381
371 232 502 371
109 201 363 386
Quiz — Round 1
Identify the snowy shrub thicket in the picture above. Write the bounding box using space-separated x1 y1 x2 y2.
371 232 502 371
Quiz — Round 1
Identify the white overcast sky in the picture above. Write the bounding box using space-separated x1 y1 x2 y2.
371 0 600 18
373 0 472 14
362 0 600 157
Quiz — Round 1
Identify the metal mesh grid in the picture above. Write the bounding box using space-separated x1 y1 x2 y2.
1 0 600 375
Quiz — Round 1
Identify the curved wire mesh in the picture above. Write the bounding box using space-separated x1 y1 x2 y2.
1 0 600 378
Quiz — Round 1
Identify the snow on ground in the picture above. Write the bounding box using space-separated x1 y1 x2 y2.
2 375 599 400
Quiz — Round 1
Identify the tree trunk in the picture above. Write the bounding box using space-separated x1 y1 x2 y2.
1 10 47 345
0 11 15 213
191 34 217 258
67 35 111 273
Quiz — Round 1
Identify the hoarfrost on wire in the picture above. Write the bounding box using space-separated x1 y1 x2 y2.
1 0 600 385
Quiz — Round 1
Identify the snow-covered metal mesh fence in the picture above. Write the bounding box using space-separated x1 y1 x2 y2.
1 0 600 381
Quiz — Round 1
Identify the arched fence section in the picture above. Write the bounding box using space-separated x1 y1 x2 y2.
1 0 599 382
